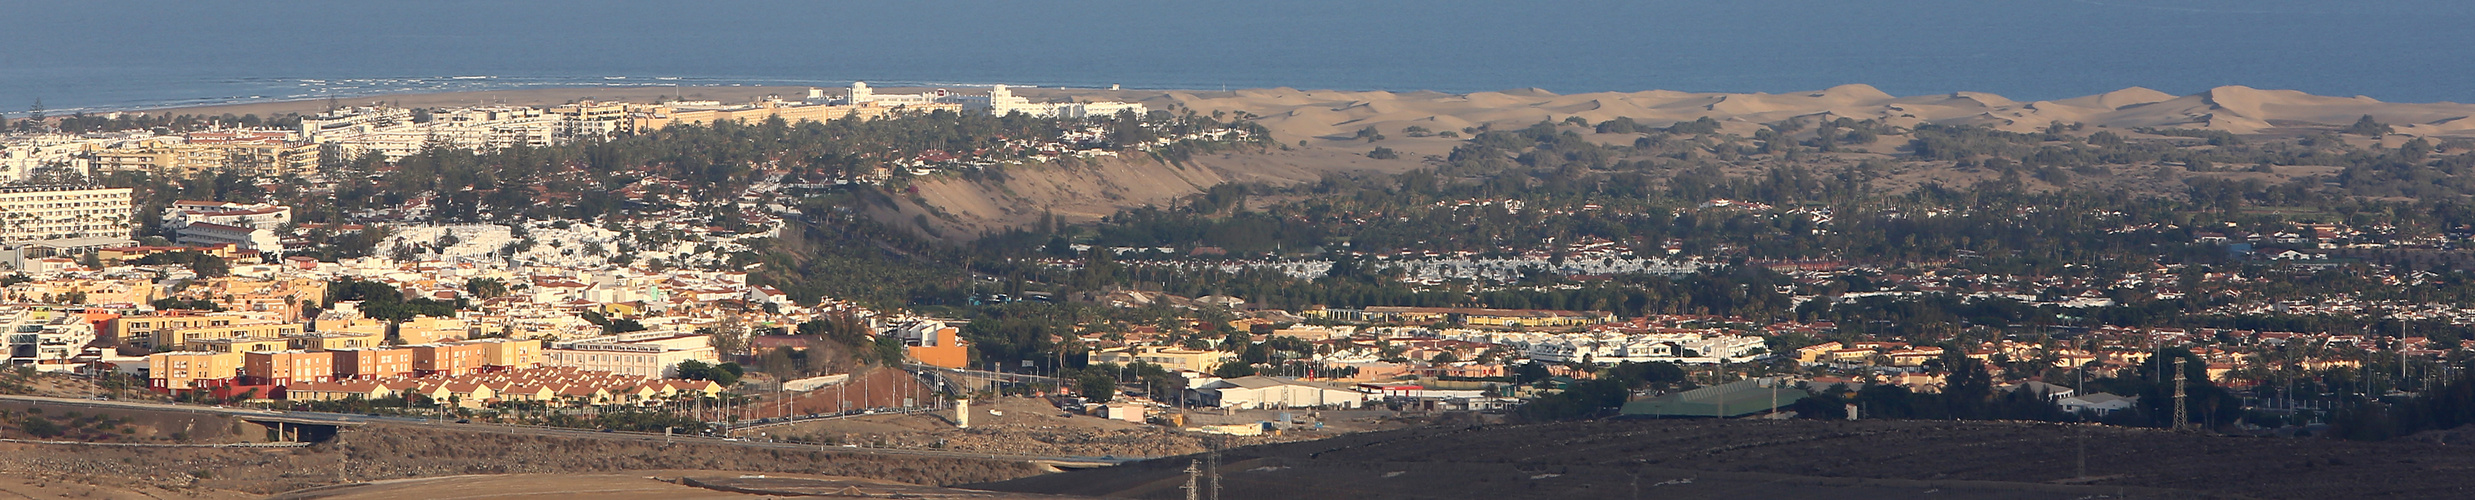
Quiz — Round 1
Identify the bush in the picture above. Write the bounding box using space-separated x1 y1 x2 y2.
18 416 63 438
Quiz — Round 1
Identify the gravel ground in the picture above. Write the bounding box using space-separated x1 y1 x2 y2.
974 418 2475 499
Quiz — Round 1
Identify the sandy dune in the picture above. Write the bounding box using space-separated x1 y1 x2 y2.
134 82 2475 141
1054 84 2475 142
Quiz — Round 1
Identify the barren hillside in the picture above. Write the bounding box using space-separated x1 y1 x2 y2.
972 418 2475 499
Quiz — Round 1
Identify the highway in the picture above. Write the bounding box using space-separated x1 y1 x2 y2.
0 394 1134 468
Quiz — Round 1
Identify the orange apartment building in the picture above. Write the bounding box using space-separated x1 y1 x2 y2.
896 320 969 369
189 337 290 353
410 343 486 376
148 351 242 390
241 350 334 386
332 348 413 379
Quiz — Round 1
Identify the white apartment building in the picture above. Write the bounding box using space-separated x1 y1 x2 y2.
0 135 97 184
845 82 1146 118
302 106 603 160
0 185 133 244
175 222 281 254
985 85 1147 118
163 200 291 231
1520 331 1769 365
3 308 96 365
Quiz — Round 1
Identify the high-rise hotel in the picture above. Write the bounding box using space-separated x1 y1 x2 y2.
0 186 134 263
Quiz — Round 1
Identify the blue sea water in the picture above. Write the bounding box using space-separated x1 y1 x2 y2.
2 0 2471 114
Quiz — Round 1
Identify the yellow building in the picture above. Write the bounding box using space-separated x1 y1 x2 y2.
153 321 304 350
456 338 543 368
95 244 242 265
199 277 327 321
397 317 475 344
148 351 242 390
112 313 260 348
1090 346 1235 373
285 331 386 351
187 337 290 353
87 136 315 177
0 278 161 306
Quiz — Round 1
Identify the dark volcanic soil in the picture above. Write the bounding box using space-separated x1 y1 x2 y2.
0 422 1045 497
971 418 2475 499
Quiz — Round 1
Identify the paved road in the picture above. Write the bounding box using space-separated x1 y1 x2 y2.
0 394 1133 467
909 363 1063 383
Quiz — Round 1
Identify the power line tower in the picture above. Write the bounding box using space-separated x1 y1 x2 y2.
1181 460 1202 500
1207 444 1222 500
2171 357 2188 431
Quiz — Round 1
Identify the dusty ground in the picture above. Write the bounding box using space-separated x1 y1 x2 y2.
750 397 1323 458
973 418 2475 499
0 400 264 443
0 419 1045 498
267 470 1080 500
0 476 242 500
3 372 162 402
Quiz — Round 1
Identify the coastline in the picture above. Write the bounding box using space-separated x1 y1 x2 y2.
133 86 824 118
131 84 1170 119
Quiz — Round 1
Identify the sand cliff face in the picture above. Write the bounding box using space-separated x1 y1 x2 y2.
1021 84 2475 140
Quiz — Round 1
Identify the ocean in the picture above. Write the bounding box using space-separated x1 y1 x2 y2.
3 0 2472 114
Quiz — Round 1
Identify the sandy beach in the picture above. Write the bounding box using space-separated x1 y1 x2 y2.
141 86 822 118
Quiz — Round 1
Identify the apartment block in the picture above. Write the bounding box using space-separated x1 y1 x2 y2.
457 338 543 369
151 321 303 350
188 337 289 353
241 350 334 386
148 351 242 390
0 185 133 245
285 331 386 351
331 348 413 379
409 343 486 376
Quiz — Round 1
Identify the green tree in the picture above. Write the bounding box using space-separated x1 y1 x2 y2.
464 277 508 299
2344 115 2393 136
871 333 907 367
1077 372 1117 403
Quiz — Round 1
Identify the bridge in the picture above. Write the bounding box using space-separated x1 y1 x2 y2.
239 414 364 442
0 394 364 442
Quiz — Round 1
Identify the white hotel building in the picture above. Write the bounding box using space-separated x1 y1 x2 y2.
0 186 135 268
0 185 133 244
